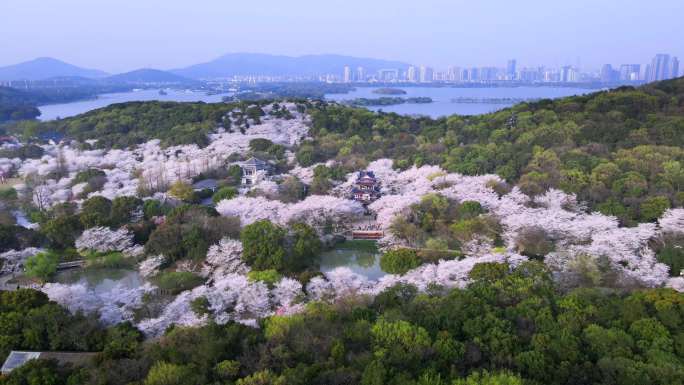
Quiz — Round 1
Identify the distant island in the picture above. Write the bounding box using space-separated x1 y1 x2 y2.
371 87 407 95
345 96 433 106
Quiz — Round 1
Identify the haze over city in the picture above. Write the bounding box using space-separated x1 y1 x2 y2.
1 0 682 73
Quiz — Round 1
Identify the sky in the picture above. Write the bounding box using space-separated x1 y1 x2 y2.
0 0 682 73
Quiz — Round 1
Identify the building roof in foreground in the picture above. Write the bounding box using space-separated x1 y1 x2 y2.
1 351 97 374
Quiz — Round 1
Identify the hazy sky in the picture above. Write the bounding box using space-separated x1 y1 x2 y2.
1 0 681 73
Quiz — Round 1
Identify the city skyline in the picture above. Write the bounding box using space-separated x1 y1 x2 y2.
335 53 679 85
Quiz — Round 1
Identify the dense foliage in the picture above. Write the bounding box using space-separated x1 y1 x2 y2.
240 220 321 274
4 263 683 384
0 87 40 122
11 101 239 148
302 77 684 224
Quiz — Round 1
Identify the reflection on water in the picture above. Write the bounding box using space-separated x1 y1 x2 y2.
55 268 144 293
319 247 385 280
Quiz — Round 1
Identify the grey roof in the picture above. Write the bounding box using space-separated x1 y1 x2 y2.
1 351 97 374
241 157 271 168
1 351 41 373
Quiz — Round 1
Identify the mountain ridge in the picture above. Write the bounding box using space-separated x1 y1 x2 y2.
0 57 109 81
171 52 411 79
104 68 199 85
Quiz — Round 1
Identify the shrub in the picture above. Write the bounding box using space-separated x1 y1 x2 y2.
514 226 554 260
153 271 204 294
214 360 240 380
380 249 422 274
639 196 670 222
247 269 282 286
212 186 238 204
25 251 59 281
249 138 274 152
190 296 212 317
656 234 684 276
86 252 130 268
168 180 195 202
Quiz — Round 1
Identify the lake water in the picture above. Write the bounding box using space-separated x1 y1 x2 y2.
37 86 599 121
325 86 597 117
38 89 228 121
319 246 385 280
55 268 144 292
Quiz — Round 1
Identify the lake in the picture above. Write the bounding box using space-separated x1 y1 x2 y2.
38 89 228 121
55 268 145 292
324 86 597 117
37 86 599 121
319 246 385 280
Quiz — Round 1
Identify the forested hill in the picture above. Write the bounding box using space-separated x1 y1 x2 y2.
9 77 684 224
0 87 41 122
301 76 684 225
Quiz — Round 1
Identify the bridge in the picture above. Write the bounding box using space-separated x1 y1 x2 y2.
351 230 383 240
56 260 86 270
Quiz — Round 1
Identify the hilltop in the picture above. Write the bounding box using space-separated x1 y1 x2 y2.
104 68 199 85
0 57 108 81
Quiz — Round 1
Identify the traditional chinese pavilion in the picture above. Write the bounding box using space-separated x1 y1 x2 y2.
351 171 381 204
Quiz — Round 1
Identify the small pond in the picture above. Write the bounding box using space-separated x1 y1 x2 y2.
55 268 145 293
319 243 385 280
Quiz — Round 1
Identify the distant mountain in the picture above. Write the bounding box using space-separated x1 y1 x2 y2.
172 53 411 79
0 57 108 81
105 68 199 85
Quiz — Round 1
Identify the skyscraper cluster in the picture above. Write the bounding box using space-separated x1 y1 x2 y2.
339 53 680 84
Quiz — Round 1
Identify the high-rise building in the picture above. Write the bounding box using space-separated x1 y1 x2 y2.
447 66 462 82
600 64 619 83
619 64 641 81
463 68 480 82
356 67 366 82
480 67 498 82
671 57 680 79
343 66 352 83
419 66 433 83
506 59 517 80
378 69 399 82
560 66 578 82
519 67 541 82
407 66 418 82
648 54 678 81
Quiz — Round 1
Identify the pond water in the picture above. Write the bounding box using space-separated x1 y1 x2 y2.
55 268 145 293
325 86 596 118
38 89 229 121
319 246 385 280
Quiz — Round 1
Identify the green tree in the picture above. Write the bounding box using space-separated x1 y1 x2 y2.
639 196 671 222
212 186 238 204
168 181 195 202
110 196 142 226
380 249 421 274
80 196 112 228
41 215 83 249
144 361 199 385
371 318 431 366
24 251 59 281
278 176 306 203
452 371 523 385
240 220 287 271
288 222 321 272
